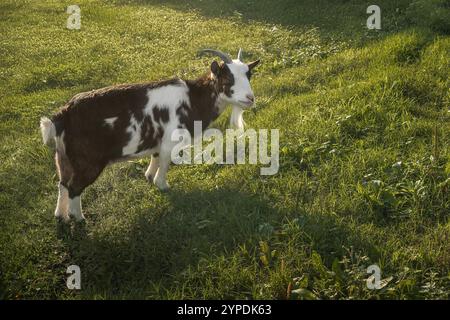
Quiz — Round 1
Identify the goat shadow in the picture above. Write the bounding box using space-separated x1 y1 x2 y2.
112 0 376 41
58 183 381 298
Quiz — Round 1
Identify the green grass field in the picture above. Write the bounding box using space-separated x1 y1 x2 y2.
0 0 449 299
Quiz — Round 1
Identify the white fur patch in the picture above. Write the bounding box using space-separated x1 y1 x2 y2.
230 106 245 129
121 80 191 159
104 117 118 128
144 80 190 116
122 116 141 156
145 80 191 145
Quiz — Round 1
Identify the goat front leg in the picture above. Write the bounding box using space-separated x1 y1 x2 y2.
68 195 85 222
145 154 159 183
153 148 171 191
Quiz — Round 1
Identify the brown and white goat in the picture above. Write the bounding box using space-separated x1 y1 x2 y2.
40 49 260 222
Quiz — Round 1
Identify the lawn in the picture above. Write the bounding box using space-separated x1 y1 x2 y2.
0 0 449 299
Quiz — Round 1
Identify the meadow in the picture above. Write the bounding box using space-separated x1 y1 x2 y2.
0 0 449 299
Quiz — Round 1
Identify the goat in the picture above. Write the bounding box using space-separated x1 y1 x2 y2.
40 49 260 222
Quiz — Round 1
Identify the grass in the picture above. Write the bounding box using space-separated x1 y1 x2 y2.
0 0 449 299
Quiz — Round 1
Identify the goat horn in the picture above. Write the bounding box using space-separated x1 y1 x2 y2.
198 49 232 64
237 48 243 62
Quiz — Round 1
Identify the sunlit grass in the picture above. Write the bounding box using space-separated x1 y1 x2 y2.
0 0 448 299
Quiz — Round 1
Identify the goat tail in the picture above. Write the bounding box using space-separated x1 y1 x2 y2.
40 117 57 148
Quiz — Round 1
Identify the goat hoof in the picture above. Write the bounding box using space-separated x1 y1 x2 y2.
56 215 70 224
55 210 68 218
145 174 154 184
153 176 170 191
157 185 170 192
155 181 170 192
68 212 86 223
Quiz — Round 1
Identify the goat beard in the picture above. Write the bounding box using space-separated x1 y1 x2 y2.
230 106 245 130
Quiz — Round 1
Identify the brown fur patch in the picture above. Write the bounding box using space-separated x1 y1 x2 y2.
48 68 237 197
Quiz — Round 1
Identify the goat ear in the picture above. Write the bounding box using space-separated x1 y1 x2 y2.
210 61 220 76
248 59 260 70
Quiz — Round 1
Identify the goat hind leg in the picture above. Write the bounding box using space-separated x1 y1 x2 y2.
55 182 70 222
54 152 70 221
67 165 104 222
